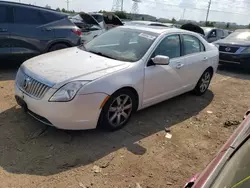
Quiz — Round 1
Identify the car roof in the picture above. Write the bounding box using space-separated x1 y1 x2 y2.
0 1 67 15
121 25 198 35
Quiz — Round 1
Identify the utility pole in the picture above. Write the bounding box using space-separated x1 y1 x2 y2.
182 8 186 19
205 0 212 24
121 0 124 11
66 0 69 11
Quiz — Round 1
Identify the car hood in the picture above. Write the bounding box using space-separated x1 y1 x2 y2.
215 39 250 47
22 47 130 88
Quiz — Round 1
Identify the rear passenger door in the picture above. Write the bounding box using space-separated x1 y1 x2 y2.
9 6 54 58
181 34 208 88
0 5 12 58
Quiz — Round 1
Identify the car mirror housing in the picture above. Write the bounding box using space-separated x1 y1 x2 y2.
152 55 170 65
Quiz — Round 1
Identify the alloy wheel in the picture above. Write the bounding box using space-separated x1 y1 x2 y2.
200 72 211 93
108 94 133 127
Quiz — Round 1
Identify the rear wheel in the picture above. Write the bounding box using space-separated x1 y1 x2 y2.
49 43 69 52
98 89 135 131
193 69 212 96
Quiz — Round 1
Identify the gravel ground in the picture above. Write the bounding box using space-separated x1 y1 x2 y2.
0 65 249 188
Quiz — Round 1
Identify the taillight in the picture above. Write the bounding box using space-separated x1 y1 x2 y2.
72 28 82 36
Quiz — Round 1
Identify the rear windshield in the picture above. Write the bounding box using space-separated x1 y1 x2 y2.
225 31 250 41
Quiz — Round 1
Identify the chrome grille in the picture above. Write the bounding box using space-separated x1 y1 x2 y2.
16 70 50 99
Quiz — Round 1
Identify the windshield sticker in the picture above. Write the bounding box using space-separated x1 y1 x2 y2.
139 33 156 40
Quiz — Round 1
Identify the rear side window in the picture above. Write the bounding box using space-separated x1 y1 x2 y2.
183 35 204 55
0 5 12 23
14 7 44 25
41 11 65 23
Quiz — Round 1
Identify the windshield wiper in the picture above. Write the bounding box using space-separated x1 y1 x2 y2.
88 50 116 60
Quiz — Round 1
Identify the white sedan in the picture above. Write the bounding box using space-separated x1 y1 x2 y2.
15 26 219 131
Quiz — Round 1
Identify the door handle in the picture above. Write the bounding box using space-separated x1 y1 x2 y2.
203 57 208 61
176 63 184 69
42 28 52 31
0 28 8 32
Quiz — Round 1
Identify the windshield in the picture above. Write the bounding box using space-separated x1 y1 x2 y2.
83 27 159 62
211 138 250 188
225 31 250 41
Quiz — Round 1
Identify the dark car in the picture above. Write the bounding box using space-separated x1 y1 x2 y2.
201 27 229 43
184 109 250 188
214 29 250 68
0 1 81 61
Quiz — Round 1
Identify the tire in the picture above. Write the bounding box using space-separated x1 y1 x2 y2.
49 43 68 52
193 69 213 96
98 89 136 131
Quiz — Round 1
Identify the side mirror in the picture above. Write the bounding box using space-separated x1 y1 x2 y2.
152 55 170 65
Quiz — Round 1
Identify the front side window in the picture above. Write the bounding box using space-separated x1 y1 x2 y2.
183 35 203 55
84 27 158 62
211 138 250 188
0 6 7 23
14 7 44 25
153 35 181 59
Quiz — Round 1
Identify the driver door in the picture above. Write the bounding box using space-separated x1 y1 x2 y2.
143 34 186 107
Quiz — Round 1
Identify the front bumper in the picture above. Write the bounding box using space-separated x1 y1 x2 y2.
15 84 108 130
219 52 250 67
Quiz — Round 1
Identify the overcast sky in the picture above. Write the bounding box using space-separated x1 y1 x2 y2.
5 0 250 25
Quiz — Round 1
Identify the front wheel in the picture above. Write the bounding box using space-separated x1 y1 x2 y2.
98 89 135 131
193 69 213 96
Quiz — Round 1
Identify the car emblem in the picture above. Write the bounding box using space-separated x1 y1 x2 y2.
23 77 31 90
225 47 231 52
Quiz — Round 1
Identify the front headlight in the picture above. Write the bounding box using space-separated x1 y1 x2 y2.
241 47 250 54
49 81 89 102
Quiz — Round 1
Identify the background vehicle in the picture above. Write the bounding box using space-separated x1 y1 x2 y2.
184 110 250 188
70 12 123 43
0 1 81 61
214 29 250 68
201 27 229 43
124 20 169 27
15 26 218 131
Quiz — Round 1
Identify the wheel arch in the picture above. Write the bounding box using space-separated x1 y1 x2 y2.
46 40 73 52
111 86 140 112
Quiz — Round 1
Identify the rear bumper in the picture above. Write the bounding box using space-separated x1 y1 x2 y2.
219 52 250 67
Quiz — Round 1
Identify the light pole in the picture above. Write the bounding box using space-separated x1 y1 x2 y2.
205 0 212 24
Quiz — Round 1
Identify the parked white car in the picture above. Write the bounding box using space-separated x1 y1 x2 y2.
15 26 219 131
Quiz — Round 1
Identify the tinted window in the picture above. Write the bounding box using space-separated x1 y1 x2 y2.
91 15 103 23
209 29 217 37
217 30 224 38
15 7 44 25
154 35 181 59
183 35 202 55
0 6 8 23
41 11 65 23
211 139 250 188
